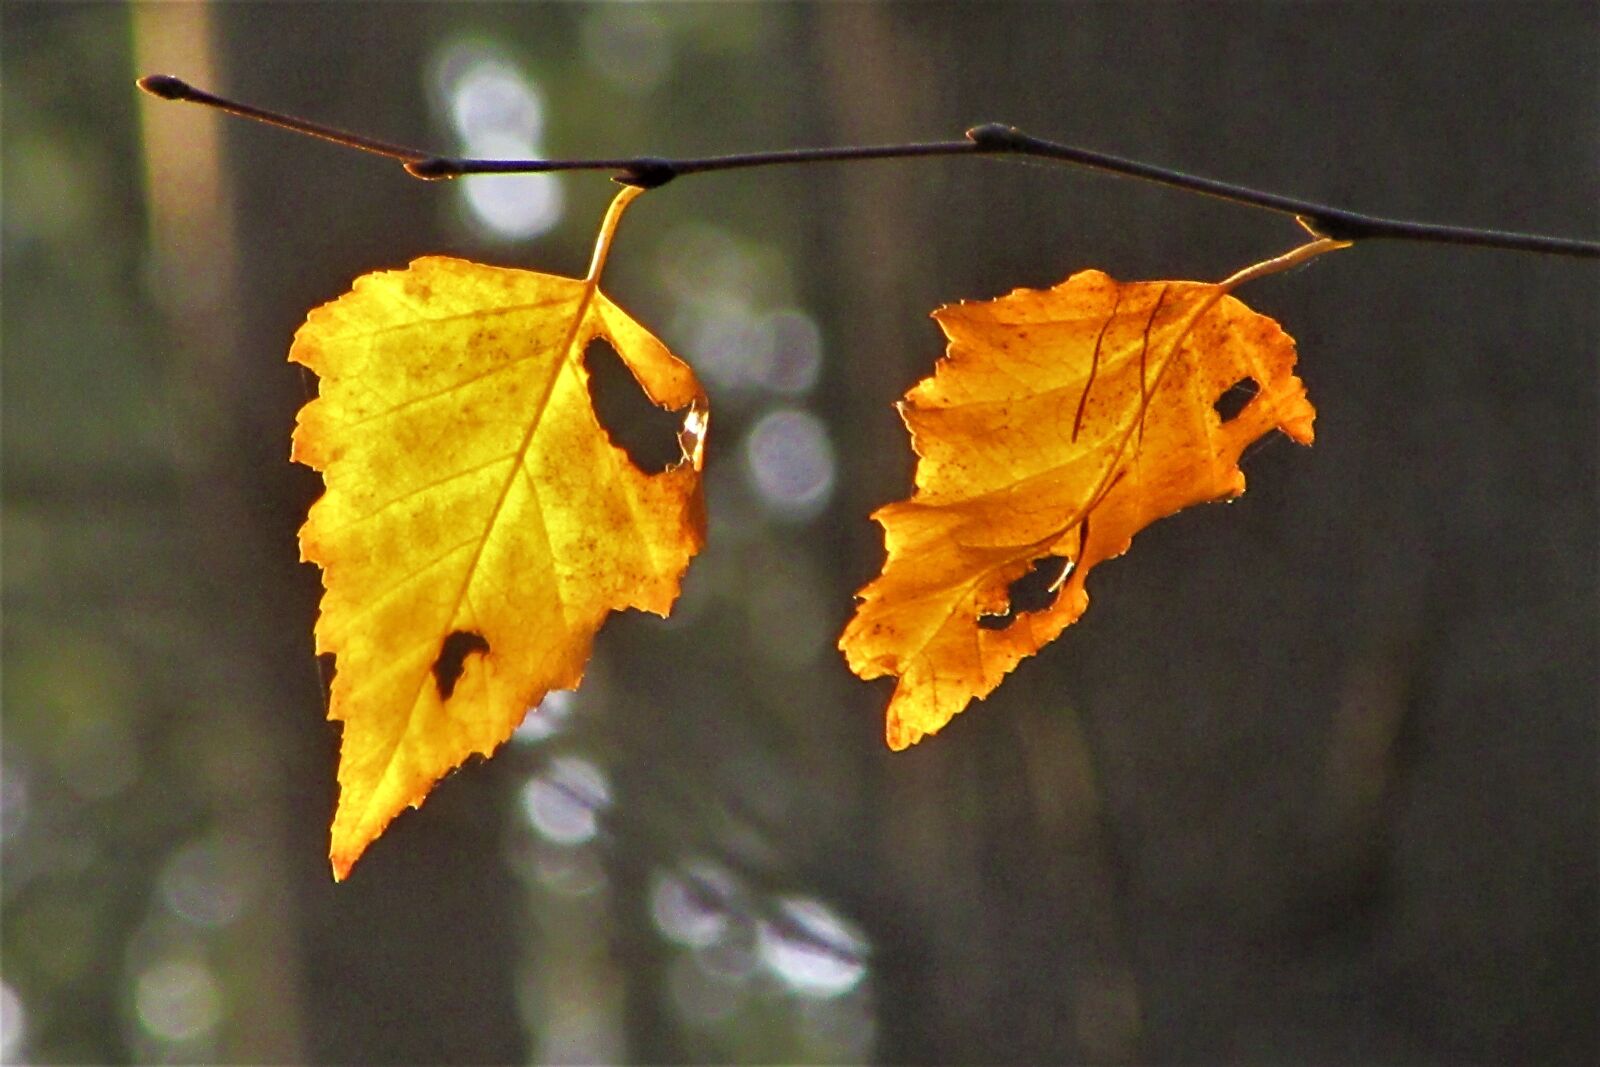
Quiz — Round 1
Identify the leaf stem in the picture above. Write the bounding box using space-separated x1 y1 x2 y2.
587 184 645 284
138 74 1600 259
1217 236 1353 290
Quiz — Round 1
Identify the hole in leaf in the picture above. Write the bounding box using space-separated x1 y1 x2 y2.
433 630 490 700
584 338 683 472
1213 377 1259 422
977 555 1069 630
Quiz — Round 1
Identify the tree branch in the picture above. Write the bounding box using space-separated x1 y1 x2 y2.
139 74 1600 259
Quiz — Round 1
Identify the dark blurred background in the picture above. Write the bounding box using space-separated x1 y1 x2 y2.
3 3 1595 1064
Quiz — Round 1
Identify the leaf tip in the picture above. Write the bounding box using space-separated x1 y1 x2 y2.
329 849 356 883
885 724 919 752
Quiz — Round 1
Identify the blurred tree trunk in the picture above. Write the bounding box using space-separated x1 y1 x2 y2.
815 7 1139 1063
132 4 307 1060
211 7 528 1063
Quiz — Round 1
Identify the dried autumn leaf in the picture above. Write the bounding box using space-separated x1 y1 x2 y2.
292 187 707 879
840 239 1345 750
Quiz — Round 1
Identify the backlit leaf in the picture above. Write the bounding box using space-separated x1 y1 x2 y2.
839 239 1345 749
291 187 707 879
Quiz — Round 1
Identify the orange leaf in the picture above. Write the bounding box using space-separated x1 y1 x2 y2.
839 239 1345 750
291 187 707 879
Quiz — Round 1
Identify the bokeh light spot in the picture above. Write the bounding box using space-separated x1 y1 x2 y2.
159 835 254 929
431 42 563 240
447 56 544 143
744 409 835 519
757 897 868 999
135 957 222 1043
581 6 673 95
515 689 576 745
756 309 823 396
521 756 611 846
459 144 563 240
650 862 737 948
683 305 770 394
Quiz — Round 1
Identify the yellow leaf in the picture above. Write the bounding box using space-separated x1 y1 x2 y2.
839 239 1345 750
291 187 707 879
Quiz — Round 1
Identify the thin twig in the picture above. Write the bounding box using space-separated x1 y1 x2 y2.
139 75 1600 258
137 74 429 163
